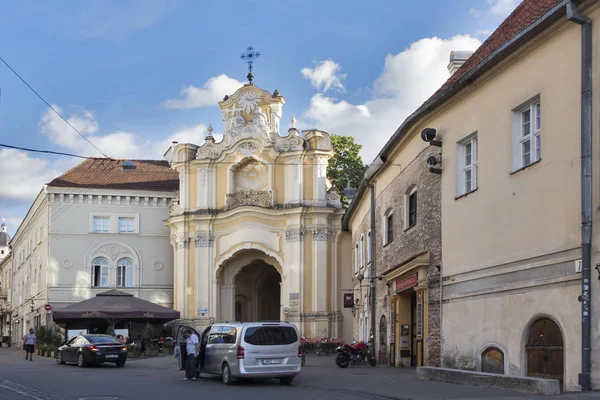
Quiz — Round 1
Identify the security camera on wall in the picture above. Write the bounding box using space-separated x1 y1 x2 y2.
421 128 442 147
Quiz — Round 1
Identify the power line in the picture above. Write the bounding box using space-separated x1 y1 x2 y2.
0 143 90 159
0 55 110 158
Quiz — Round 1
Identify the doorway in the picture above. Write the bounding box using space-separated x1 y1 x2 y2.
525 318 564 389
234 260 281 322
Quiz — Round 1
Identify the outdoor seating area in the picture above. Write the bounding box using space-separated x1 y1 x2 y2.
301 337 345 356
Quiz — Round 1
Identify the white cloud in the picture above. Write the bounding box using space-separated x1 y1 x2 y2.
0 148 60 201
162 74 244 109
303 35 481 163
489 0 520 16
301 60 347 93
39 105 211 160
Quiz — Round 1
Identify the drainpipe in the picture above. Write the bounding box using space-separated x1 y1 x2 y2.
567 0 592 392
364 157 383 359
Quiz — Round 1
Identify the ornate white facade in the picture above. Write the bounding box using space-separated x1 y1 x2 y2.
165 83 352 338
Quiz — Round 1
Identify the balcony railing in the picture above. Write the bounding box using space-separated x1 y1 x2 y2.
225 190 272 211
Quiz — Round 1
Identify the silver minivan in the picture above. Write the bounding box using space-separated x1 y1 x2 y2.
175 322 302 385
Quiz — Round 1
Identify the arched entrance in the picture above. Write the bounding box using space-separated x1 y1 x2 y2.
234 260 281 322
525 318 564 388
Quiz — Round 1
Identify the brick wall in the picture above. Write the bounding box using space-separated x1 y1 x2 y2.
351 146 441 366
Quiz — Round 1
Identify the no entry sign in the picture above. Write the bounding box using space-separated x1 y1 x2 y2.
44 304 52 311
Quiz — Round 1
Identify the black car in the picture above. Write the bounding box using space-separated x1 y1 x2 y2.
56 334 127 368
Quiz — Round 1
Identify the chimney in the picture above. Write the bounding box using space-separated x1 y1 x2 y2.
448 51 473 75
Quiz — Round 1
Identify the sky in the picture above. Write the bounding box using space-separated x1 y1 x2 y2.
0 0 520 236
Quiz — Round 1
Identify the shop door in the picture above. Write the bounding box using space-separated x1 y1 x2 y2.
525 318 564 390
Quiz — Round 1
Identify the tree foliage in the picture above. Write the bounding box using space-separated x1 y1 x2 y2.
327 135 366 206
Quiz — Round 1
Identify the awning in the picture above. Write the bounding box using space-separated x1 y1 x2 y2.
52 289 180 324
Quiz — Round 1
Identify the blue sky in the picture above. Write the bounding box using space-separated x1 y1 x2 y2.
0 0 518 235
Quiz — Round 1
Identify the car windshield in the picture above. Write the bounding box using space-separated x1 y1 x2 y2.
85 336 118 344
244 326 298 346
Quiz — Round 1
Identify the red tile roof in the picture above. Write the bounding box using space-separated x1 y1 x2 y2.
429 0 562 100
48 158 179 192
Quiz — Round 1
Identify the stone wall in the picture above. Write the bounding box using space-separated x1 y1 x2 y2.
352 146 441 366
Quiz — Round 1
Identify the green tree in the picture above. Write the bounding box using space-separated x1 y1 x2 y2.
327 135 366 206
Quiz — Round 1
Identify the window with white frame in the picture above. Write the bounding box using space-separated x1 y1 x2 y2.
118 217 135 233
382 211 394 245
360 235 365 269
354 244 359 274
367 231 371 264
93 217 110 233
404 186 417 230
457 133 478 196
117 258 134 287
512 96 541 171
92 257 109 287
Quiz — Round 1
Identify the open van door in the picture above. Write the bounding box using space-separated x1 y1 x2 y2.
198 326 211 371
174 325 202 371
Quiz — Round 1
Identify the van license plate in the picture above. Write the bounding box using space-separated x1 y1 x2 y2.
105 355 118 359
263 359 281 365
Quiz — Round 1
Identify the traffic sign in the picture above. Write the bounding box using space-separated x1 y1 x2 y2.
44 304 52 311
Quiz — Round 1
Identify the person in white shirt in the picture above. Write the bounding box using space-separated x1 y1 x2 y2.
183 330 199 381
23 328 36 361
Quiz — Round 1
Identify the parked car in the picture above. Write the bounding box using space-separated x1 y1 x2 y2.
56 334 127 368
175 322 302 385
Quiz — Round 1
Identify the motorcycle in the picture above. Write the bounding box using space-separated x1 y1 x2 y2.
335 340 376 368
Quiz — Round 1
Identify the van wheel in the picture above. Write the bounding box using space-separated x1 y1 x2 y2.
221 363 234 385
279 377 294 386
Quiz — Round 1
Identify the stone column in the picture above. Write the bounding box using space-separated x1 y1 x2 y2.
284 229 305 334
311 229 329 337
172 236 190 317
313 157 328 207
197 166 216 210
194 234 214 329
220 284 235 321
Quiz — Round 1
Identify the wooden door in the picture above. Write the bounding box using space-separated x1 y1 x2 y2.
525 318 564 389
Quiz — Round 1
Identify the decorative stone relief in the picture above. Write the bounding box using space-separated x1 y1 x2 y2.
198 167 208 186
63 260 73 269
311 229 329 241
174 236 190 249
169 201 180 215
225 190 272 210
234 160 268 192
285 230 306 242
194 235 215 247
196 142 224 160
330 231 338 242
274 135 304 152
236 142 260 157
153 262 164 270
326 188 343 209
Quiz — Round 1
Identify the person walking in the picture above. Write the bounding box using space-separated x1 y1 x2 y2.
23 328 36 361
182 329 199 381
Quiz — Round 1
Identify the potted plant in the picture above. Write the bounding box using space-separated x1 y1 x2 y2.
127 344 139 358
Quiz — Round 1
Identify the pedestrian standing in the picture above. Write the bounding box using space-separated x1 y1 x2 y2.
182 329 199 381
23 328 36 361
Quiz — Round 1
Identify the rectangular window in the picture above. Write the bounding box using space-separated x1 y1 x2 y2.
386 214 394 244
512 96 541 171
367 232 371 264
354 245 359 274
118 217 135 233
408 192 417 228
93 217 110 233
456 134 478 196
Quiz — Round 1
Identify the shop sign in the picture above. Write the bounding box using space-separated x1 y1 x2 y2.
343 293 354 308
396 274 417 293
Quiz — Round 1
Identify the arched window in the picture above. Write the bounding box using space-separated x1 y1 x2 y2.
481 346 505 374
117 258 134 288
92 257 109 287
379 315 387 346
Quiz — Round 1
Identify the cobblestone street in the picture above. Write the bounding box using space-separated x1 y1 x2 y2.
0 347 598 400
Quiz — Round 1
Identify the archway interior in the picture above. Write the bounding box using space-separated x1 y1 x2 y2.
234 260 281 322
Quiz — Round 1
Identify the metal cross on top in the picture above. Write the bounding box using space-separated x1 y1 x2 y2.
240 46 261 83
